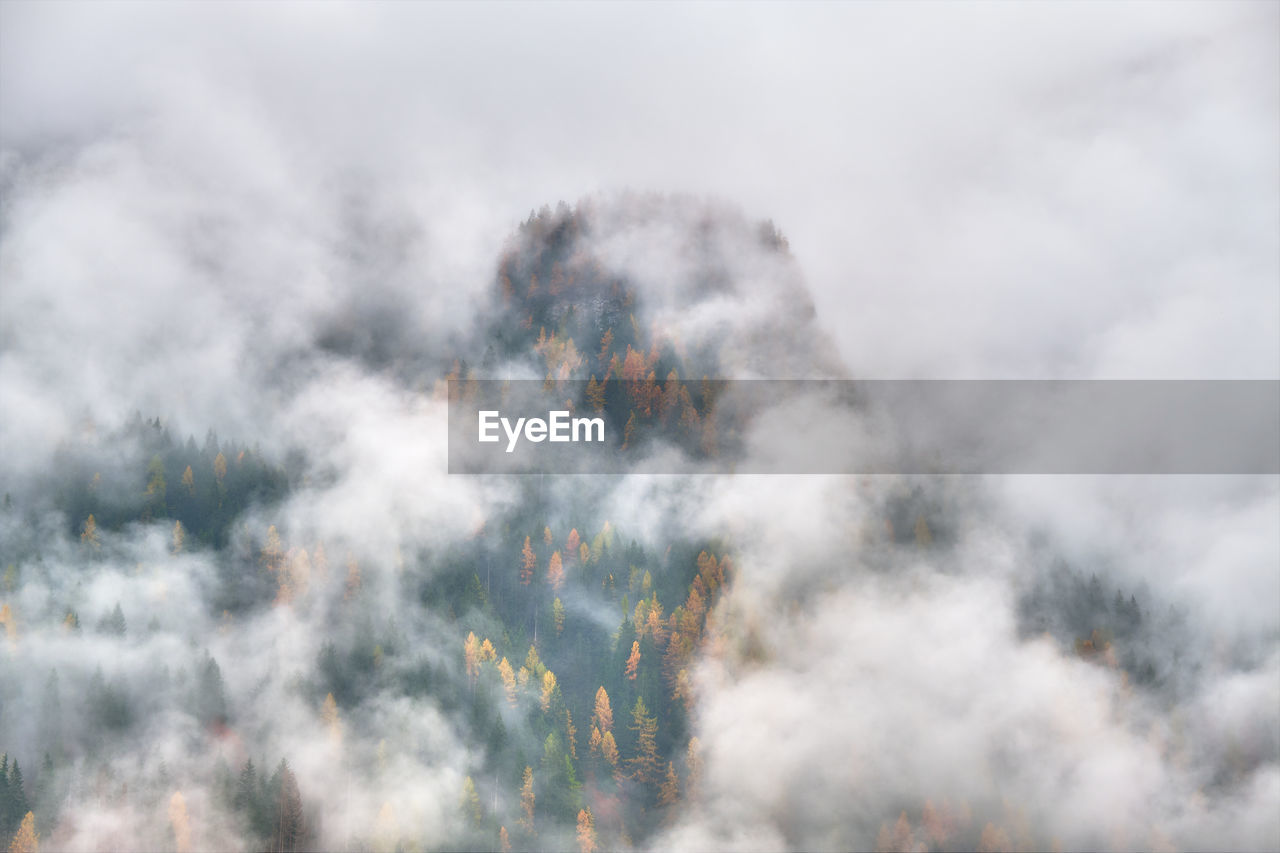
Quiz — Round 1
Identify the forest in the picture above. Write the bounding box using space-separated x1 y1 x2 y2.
4 199 1268 853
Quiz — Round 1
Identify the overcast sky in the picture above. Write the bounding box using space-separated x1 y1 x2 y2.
4 1 1276 381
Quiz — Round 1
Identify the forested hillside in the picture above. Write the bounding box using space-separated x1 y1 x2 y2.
4 198 1263 853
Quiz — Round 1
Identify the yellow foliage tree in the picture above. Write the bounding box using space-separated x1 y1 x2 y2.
172 520 185 555
593 686 613 733
321 692 342 745
81 514 99 549
497 657 517 705
169 792 191 853
576 808 597 853
8 811 38 853
541 670 558 712
625 640 641 680
519 766 535 835
547 551 564 590
520 536 536 586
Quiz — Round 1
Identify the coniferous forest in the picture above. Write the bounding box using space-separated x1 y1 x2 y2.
1 5 1277 853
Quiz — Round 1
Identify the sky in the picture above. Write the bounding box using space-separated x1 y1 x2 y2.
3 2 1275 384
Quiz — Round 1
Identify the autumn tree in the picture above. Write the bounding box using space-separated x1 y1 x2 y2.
213 451 227 485
497 657 517 705
576 808 597 853
627 697 660 787
169 791 192 853
344 555 361 600
520 536 536 586
460 776 482 826
592 686 613 734
7 811 37 853
565 529 581 561
624 640 641 680
552 598 565 636
547 551 564 590
81 514 99 549
541 670 558 712
498 826 511 853
181 465 195 496
658 762 679 807
464 632 481 681
586 376 606 412
321 692 342 745
685 737 702 799
171 520 185 555
518 766 535 836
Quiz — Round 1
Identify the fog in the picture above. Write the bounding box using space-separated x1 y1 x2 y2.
1 2 1276 851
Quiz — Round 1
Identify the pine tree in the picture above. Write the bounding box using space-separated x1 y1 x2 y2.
272 760 305 853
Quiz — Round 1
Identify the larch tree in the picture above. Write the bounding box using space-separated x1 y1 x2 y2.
658 762 679 807
344 555 361 600
171 520 185 555
520 536 536 586
686 737 702 799
497 658 517 705
321 693 342 745
576 808 597 853
81 514 99 549
600 731 619 770
7 811 37 853
479 637 496 663
540 670 558 712
181 465 195 496
464 632 481 681
518 767 535 836
460 776 482 826
499 826 511 853
213 451 227 485
627 697 660 786
260 526 284 574
169 791 192 853
592 686 613 734
565 529 581 561
565 709 577 759
624 640 641 681
552 598 565 636
547 551 564 590
543 526 553 545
